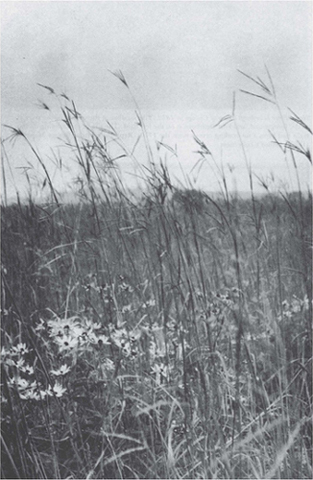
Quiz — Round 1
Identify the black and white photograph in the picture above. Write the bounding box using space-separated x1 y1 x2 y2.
1 1 312 478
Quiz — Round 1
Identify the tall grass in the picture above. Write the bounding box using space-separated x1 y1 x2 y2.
1 70 312 479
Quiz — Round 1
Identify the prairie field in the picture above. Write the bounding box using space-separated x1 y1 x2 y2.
1 73 312 479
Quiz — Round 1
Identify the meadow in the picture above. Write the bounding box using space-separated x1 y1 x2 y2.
1 71 312 479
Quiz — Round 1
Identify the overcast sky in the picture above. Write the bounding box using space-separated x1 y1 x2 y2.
1 1 312 200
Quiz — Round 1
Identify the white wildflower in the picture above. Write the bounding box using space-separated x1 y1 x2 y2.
129 329 142 342
19 364 34 376
143 299 156 309
121 304 132 313
25 390 41 401
122 343 131 357
53 382 67 397
119 282 133 293
7 377 16 387
111 328 128 348
86 331 98 345
54 335 78 353
50 364 71 376
12 343 30 356
14 357 25 369
97 334 110 346
35 318 46 332
1 346 9 359
48 316 81 338
151 363 169 385
16 378 29 390
45 385 54 397
82 318 102 331
39 389 48 400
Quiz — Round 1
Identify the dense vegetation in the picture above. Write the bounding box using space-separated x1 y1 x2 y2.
1 71 312 479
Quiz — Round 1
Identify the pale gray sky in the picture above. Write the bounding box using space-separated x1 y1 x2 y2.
1 1 312 200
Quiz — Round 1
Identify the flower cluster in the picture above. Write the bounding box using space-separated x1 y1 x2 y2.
7 377 66 400
280 295 309 320
40 315 110 355
2 281 191 405
82 274 114 305
1 342 67 401
1 343 33 374
142 299 156 309
196 290 238 329
151 363 170 385
111 327 137 357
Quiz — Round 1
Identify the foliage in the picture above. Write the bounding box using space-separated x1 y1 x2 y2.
1 70 312 479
